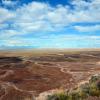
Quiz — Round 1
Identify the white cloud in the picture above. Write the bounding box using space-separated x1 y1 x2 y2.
0 0 100 38
0 7 14 23
75 1 100 22
6 39 34 47
74 25 100 32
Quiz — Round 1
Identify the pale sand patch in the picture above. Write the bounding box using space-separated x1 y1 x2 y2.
96 61 100 65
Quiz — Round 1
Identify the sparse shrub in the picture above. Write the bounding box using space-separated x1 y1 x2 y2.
88 75 100 97
78 90 88 99
97 80 100 90
79 83 90 94
47 92 69 100
47 94 58 100
89 82 100 96
89 75 100 83
56 93 69 100
69 91 80 100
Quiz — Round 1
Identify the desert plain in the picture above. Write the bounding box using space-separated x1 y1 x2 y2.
0 49 100 100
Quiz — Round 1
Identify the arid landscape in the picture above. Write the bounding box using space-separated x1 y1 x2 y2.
0 49 100 100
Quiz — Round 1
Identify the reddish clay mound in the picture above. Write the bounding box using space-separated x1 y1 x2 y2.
0 57 73 99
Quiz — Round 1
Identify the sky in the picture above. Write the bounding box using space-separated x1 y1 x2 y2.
0 0 100 49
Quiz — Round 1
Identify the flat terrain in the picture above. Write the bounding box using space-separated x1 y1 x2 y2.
0 49 100 99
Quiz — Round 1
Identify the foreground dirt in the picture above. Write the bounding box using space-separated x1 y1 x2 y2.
0 50 100 99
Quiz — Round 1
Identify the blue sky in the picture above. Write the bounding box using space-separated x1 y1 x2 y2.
0 0 100 49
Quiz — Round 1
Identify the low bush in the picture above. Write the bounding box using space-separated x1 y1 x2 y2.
47 92 69 100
